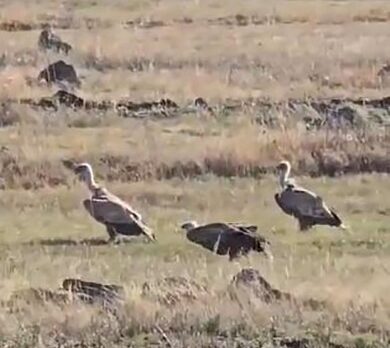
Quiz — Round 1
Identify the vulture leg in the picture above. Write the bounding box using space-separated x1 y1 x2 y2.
228 247 242 261
298 218 313 231
105 226 118 243
228 250 236 261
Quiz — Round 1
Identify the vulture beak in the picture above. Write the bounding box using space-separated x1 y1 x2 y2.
68 164 87 184
261 239 273 260
263 245 274 263
61 159 77 171
73 164 86 178
73 164 84 174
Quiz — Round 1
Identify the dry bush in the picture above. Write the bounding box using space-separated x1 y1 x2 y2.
0 121 386 190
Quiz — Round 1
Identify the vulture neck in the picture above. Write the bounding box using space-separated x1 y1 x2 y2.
84 168 100 192
279 167 291 189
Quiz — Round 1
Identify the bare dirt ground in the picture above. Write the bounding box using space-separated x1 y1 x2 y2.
0 1 389 347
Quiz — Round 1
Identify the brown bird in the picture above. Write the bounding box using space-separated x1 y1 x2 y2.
38 26 72 54
274 160 345 231
180 221 272 261
70 162 156 243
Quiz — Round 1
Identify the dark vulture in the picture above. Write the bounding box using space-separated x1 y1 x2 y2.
180 221 271 261
68 162 156 243
274 160 345 231
38 60 80 87
38 27 72 54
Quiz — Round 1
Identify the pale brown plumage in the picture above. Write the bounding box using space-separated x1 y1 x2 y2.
38 26 72 54
71 162 155 242
180 221 271 261
274 160 345 231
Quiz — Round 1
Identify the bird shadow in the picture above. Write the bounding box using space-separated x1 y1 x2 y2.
25 238 109 247
20 236 152 248
24 238 111 247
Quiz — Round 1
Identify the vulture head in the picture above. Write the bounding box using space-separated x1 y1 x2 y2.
276 160 292 188
180 221 199 232
276 160 291 174
73 162 96 186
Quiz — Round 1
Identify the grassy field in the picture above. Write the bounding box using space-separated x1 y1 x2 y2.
0 0 389 347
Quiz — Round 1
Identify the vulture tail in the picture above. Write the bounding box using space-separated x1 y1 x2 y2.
329 209 344 228
139 221 156 242
299 210 344 230
253 237 272 259
254 238 265 252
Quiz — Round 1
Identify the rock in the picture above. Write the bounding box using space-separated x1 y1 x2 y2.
8 278 124 312
8 288 68 307
229 268 293 303
141 276 208 306
62 278 124 308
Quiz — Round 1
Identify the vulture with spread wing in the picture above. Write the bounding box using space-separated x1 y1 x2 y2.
274 160 345 231
68 162 155 243
180 221 271 261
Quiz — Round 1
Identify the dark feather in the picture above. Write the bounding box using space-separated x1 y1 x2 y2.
274 193 294 215
83 198 154 239
275 186 343 230
185 223 269 260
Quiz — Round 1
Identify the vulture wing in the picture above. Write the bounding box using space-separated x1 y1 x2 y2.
83 193 155 241
186 223 232 255
278 186 336 220
228 223 258 233
186 223 269 258
94 189 143 221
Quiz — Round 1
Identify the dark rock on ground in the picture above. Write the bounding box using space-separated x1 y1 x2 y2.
8 278 124 311
8 288 68 307
229 268 293 304
229 268 326 310
8 90 390 128
37 60 80 87
62 278 124 308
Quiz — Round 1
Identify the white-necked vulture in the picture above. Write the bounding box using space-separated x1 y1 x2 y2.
274 160 345 231
180 221 271 261
38 26 72 54
70 162 156 242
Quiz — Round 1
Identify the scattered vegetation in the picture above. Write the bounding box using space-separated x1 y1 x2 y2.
0 0 388 347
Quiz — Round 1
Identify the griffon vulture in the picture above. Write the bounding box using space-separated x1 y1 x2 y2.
180 221 271 261
68 162 155 242
38 26 72 54
274 160 345 231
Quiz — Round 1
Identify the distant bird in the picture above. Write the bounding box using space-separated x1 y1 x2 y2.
68 162 156 243
38 26 72 54
274 160 345 231
180 221 271 261
194 97 214 115
38 60 80 87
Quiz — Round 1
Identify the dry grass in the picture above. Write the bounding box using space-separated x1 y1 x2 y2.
0 0 389 347
2 6 390 101
0 175 389 347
